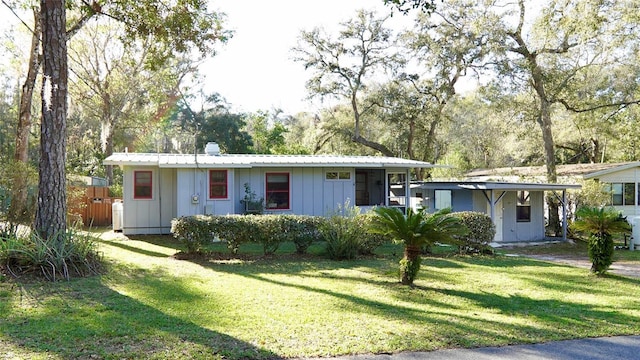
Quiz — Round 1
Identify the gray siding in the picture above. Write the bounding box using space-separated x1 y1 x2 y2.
122 166 175 235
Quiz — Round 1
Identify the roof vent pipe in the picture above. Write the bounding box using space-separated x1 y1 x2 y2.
205 142 221 156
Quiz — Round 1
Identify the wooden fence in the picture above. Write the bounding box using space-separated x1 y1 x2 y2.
69 186 120 227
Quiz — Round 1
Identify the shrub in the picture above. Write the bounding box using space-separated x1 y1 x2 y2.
319 203 390 260
321 215 360 260
251 215 282 255
279 215 324 254
171 214 325 255
0 229 102 281
572 207 630 275
171 215 213 253
319 203 365 260
450 212 496 254
357 212 391 255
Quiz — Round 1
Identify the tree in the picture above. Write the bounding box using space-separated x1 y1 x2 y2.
8 7 41 223
383 0 436 15
7 0 230 233
244 111 288 154
369 207 467 285
485 0 640 234
572 207 630 275
67 19 199 183
293 10 404 156
398 2 494 166
34 0 68 240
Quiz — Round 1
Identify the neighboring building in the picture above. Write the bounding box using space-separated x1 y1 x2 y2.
465 162 631 183
583 162 640 217
398 181 581 243
103 143 437 235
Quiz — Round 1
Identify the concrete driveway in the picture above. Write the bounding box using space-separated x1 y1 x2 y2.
317 336 640 360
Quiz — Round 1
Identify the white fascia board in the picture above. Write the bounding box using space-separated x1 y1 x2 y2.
583 162 640 180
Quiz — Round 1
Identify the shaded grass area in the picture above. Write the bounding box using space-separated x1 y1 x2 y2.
2 234 640 359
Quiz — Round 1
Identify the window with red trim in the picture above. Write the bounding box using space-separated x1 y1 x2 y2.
209 170 228 199
134 171 152 199
265 173 289 209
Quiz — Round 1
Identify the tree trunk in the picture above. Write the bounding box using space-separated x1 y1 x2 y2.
100 90 114 184
9 8 42 224
34 0 67 241
401 244 422 285
351 89 395 156
538 83 561 236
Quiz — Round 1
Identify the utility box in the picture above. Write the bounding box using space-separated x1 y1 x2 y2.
112 200 123 232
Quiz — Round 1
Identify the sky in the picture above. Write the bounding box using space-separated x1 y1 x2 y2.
0 1 413 115
203 0 415 115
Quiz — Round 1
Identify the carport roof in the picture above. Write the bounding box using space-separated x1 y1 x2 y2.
416 181 581 191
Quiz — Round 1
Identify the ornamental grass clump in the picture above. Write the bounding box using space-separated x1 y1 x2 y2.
572 206 631 275
0 229 102 281
369 207 467 285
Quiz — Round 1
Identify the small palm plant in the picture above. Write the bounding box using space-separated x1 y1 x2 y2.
369 207 467 285
572 207 630 275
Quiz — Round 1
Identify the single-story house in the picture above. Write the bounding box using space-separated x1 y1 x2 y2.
103 143 437 235
583 162 640 218
396 181 581 243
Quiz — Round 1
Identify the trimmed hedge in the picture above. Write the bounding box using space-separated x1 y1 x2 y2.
171 214 324 255
171 213 389 257
449 211 496 254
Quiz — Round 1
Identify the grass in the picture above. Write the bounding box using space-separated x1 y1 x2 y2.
1 233 640 359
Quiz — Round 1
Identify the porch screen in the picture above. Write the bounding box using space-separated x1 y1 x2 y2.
266 173 289 209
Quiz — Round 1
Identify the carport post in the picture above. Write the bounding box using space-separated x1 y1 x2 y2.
562 189 567 241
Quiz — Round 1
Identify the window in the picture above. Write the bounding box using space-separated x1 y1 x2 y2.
516 191 531 222
266 173 289 209
325 171 351 180
624 183 635 205
609 183 636 206
209 170 228 199
434 190 452 210
134 171 152 199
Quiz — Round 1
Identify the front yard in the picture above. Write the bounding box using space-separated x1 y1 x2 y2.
1 232 640 359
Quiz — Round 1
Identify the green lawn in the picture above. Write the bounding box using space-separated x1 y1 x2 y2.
2 234 640 359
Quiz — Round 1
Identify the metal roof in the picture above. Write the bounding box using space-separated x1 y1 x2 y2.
103 152 437 169
583 162 640 179
416 181 581 191
466 162 633 179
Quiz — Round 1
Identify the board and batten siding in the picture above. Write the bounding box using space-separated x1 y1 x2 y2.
122 166 176 235
176 168 235 217
500 191 545 242
234 167 354 216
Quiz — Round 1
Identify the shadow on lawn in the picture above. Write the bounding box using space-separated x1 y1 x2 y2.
97 238 172 258
204 260 640 347
1 267 282 360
